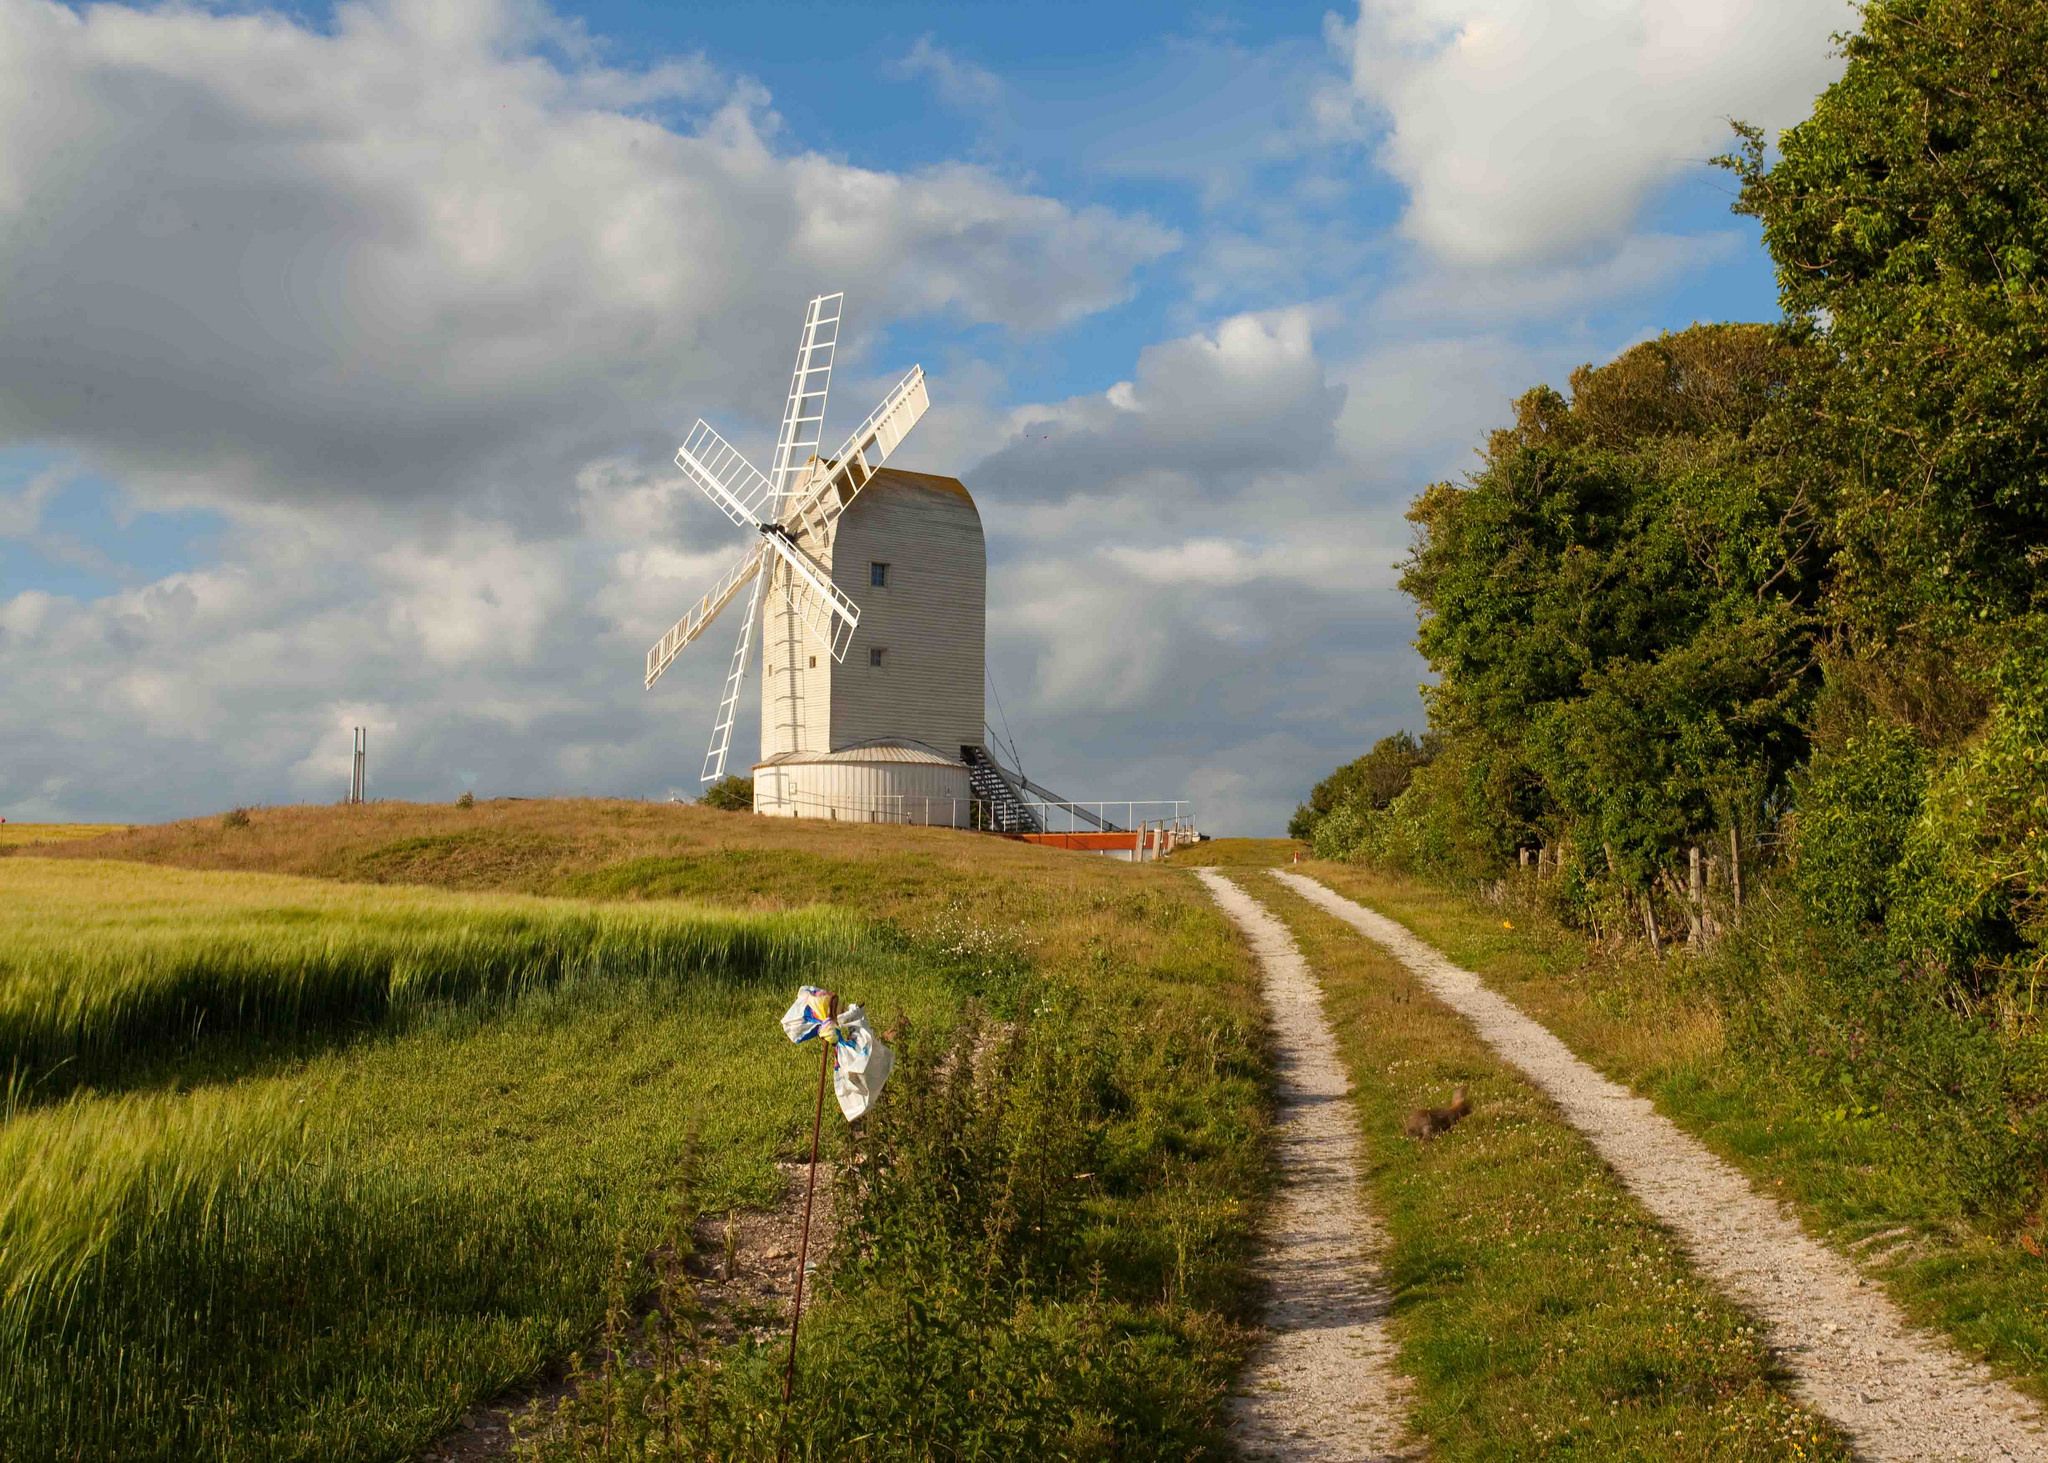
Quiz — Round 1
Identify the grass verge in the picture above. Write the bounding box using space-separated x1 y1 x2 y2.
1300 859 2048 1403
1248 873 1851 1459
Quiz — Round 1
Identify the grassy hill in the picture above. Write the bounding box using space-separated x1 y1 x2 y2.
2 802 1269 1459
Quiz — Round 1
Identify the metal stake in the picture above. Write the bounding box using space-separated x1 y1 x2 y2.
783 990 836 1415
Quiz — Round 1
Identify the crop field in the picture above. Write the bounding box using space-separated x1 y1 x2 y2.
0 803 1267 1459
0 822 126 847
1 857 854 1089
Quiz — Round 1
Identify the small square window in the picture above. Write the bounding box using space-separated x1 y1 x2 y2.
870 562 889 588
808 655 817 669
869 647 886 667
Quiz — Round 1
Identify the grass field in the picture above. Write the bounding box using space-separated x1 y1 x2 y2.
2 803 1268 1459
1 857 853 1089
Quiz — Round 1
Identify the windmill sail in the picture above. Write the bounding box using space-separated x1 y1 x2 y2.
768 293 842 511
643 291 926 782
702 569 766 781
783 367 929 545
646 542 765 689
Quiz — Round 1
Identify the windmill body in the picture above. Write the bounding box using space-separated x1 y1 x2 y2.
753 464 986 819
646 293 1032 829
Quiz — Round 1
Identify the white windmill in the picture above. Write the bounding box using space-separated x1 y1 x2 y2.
645 293 1038 828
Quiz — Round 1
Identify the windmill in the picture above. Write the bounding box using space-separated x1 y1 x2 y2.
640 292 1194 850
644 292 929 787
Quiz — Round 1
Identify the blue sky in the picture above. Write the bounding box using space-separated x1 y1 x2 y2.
0 0 1853 831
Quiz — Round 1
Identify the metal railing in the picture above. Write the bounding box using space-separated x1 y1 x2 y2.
748 781 1198 860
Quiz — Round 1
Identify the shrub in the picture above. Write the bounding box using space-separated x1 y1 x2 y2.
1793 720 1926 930
700 776 754 813
1886 638 2048 1001
455 791 475 810
1289 732 1432 843
1703 899 2048 1224
220 808 251 830
530 998 1247 1457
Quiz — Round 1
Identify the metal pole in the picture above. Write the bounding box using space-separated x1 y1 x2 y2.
784 991 835 1412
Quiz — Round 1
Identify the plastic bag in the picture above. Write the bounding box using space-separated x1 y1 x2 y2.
780 985 894 1121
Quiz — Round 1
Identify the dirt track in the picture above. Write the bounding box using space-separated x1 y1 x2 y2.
1275 868 2048 1463
1198 870 1418 1461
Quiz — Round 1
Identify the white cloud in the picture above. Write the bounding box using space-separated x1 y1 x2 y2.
974 308 1345 500
376 531 570 664
1331 0 1853 262
888 36 1004 113
0 0 1173 518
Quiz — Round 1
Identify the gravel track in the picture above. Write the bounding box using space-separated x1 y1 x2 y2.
1198 870 1419 1462
1274 868 2048 1463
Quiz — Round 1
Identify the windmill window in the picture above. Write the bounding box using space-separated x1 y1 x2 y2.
869 647 887 668
870 562 889 588
808 655 817 669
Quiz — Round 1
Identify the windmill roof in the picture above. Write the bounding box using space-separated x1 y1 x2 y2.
756 738 964 768
869 466 973 505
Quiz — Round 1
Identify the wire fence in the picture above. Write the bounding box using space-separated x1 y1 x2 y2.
748 783 1197 860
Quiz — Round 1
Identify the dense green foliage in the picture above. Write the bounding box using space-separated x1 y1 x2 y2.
1727 0 2048 659
1306 0 2048 1224
701 775 756 812
1288 731 1433 843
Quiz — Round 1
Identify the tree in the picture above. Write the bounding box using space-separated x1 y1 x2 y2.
1729 0 2048 990
1728 0 2048 688
1396 326 1824 886
1289 732 1433 841
701 776 754 812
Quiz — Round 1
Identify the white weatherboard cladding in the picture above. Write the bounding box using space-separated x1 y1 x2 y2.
831 477 985 756
756 471 985 764
754 758 974 825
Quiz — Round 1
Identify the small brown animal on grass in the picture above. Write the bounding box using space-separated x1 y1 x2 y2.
1403 1084 1471 1140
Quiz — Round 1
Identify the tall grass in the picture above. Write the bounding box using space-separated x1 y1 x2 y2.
1 1083 611 1458
531 922 1268 1458
1 858 855 1086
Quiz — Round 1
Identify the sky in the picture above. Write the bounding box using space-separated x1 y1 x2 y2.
0 0 1857 834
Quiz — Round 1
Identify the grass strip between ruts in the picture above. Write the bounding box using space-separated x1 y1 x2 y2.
1247 873 1853 1460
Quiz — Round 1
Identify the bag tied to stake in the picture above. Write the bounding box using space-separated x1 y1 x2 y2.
780 984 894 1121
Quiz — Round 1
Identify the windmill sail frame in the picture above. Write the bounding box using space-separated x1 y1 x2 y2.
643 292 929 781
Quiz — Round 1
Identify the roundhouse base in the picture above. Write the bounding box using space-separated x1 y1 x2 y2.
753 745 974 827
